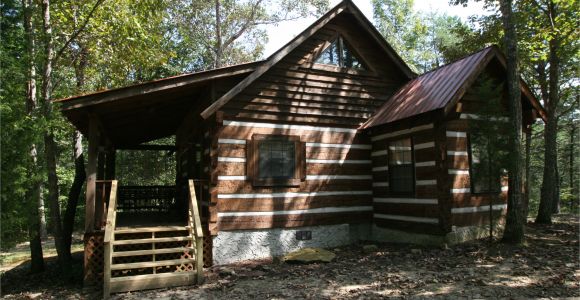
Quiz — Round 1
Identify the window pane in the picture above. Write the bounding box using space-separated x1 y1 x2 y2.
342 42 364 69
388 138 414 193
315 40 340 66
470 133 503 193
258 140 295 179
314 36 366 70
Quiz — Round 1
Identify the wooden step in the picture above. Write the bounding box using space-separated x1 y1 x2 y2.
113 236 191 245
111 258 196 270
112 247 194 257
109 272 196 293
114 226 189 234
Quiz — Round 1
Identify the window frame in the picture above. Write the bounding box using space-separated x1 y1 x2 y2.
467 133 502 194
312 34 370 72
387 137 415 196
247 134 305 187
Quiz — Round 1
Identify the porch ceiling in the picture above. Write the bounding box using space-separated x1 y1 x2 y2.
62 85 203 147
57 62 261 147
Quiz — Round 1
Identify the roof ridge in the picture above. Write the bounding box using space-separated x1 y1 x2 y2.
413 45 496 78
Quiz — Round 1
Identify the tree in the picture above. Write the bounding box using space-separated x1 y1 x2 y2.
498 0 525 244
22 0 46 272
529 0 579 223
169 0 329 71
373 0 470 72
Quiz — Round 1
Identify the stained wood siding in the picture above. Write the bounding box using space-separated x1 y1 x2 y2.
212 121 373 231
369 120 445 235
219 12 407 127
445 82 509 229
208 11 409 232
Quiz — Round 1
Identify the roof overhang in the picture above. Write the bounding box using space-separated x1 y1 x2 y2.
57 62 261 147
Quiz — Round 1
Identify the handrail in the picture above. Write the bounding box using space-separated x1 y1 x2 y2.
188 180 204 284
103 180 118 298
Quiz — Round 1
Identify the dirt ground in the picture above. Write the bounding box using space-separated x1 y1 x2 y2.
2 214 579 299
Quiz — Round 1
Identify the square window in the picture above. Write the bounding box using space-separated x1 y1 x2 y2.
249 135 304 187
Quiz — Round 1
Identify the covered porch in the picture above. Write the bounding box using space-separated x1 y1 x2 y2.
57 63 258 296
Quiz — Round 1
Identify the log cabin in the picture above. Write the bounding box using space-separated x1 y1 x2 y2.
56 0 546 295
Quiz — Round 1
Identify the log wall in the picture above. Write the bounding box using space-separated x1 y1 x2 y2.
212 121 373 232
369 119 445 234
211 11 409 233
445 84 509 230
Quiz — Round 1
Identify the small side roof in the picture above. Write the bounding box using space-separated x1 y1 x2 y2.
361 46 546 129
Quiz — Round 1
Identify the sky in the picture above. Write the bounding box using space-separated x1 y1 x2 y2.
263 0 491 57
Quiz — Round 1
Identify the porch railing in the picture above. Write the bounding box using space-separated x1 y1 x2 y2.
116 185 176 212
102 180 118 297
188 180 204 283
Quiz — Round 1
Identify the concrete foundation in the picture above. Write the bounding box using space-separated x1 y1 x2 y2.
212 222 504 265
212 223 369 265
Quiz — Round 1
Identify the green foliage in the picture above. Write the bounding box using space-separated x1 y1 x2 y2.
372 0 470 72
1 0 36 249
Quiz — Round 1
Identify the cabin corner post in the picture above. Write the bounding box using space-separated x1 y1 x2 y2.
434 118 452 234
85 115 100 233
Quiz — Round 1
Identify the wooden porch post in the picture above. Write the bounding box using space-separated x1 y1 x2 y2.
85 116 99 232
105 149 116 180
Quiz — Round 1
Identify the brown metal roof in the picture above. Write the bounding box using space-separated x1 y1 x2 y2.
362 47 495 128
362 46 546 129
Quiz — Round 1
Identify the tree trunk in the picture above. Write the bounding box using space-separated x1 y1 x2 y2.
41 0 69 272
499 0 525 244
523 127 532 221
570 123 576 210
22 0 45 273
552 160 561 213
214 0 222 68
62 131 86 257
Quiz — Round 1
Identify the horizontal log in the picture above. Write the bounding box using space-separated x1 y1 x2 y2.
218 211 372 231
451 193 507 207
214 181 372 194
219 125 365 145
223 110 365 126
449 173 470 188
446 137 469 151
374 219 445 235
245 89 386 106
451 210 506 227
218 196 372 212
235 95 378 112
373 203 440 218
267 67 396 88
415 166 438 180
447 156 470 169
227 101 373 119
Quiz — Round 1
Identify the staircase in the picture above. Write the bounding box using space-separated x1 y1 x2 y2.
103 180 204 297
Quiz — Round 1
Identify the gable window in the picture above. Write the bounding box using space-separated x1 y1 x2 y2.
469 133 505 193
248 134 304 187
388 138 414 194
314 36 366 69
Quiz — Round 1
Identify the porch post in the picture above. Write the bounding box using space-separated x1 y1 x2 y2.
105 149 116 180
85 115 99 232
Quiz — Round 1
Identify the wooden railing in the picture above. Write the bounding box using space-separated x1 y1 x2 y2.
116 186 176 212
188 180 204 284
103 180 118 298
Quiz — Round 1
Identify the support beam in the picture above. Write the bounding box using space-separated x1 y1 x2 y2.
105 149 116 180
116 145 176 151
85 115 100 232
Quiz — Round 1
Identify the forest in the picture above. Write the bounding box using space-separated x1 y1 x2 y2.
0 0 578 298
